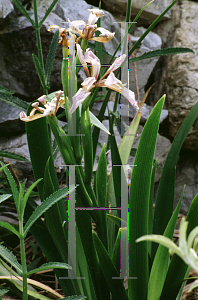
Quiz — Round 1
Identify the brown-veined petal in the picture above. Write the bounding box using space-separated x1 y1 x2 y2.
76 44 90 77
99 73 139 109
91 27 115 43
89 58 100 80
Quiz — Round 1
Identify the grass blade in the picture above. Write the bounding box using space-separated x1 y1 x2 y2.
129 0 177 56
26 262 72 276
39 0 59 27
129 47 194 63
0 151 29 162
0 92 29 110
12 0 35 26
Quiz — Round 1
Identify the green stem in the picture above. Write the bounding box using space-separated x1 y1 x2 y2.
61 46 69 118
33 0 46 94
19 220 28 300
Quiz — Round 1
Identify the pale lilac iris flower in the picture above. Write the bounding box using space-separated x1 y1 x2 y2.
69 44 139 114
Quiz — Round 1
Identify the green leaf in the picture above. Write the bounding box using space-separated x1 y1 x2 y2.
45 29 59 87
12 0 35 26
129 47 194 63
20 178 43 218
0 92 29 111
0 85 14 94
96 144 108 250
0 221 21 238
146 186 184 300
109 114 122 209
0 289 9 296
76 205 109 300
112 227 128 275
0 194 12 204
92 232 128 300
89 110 110 135
26 262 72 276
0 245 22 275
23 185 75 237
32 53 46 90
106 214 127 228
0 161 19 215
0 151 29 162
39 0 59 26
61 296 87 300
160 193 198 300
128 95 165 299
81 108 93 185
153 100 198 248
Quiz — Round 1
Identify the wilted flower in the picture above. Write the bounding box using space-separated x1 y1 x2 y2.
136 217 198 274
68 8 115 43
20 91 65 122
69 44 138 114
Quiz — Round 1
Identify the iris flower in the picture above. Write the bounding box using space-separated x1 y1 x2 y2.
69 44 139 114
68 8 115 43
20 91 65 122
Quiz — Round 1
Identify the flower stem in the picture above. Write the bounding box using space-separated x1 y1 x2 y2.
33 0 47 94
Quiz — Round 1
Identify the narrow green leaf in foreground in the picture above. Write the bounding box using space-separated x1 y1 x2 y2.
153 100 198 245
128 95 165 300
0 221 21 239
0 151 29 162
23 185 75 237
0 194 12 204
0 92 29 111
146 186 184 300
0 245 22 275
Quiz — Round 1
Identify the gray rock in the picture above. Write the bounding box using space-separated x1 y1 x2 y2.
148 1 198 150
0 100 25 135
0 0 14 19
91 98 168 125
102 0 172 25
